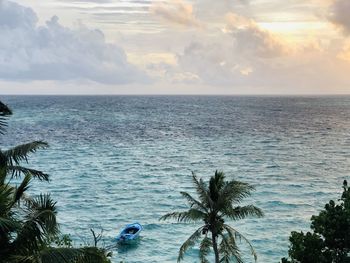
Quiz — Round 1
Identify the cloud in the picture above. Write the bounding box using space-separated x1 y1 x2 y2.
0 0 37 29
176 12 290 85
56 0 112 2
176 12 350 89
224 13 289 58
328 0 350 34
337 41 350 61
150 0 202 28
0 0 148 84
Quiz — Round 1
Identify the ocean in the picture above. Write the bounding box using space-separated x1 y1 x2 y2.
1 95 350 262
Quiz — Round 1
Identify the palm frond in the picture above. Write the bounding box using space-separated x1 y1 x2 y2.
214 171 225 189
220 180 255 204
160 209 206 223
9 248 88 263
0 184 14 214
224 224 257 262
13 174 32 204
12 220 43 253
75 247 111 263
191 172 213 210
25 194 58 237
180 191 208 213
177 226 204 262
4 141 49 165
0 166 7 184
0 216 19 233
12 194 58 252
219 232 243 263
199 236 212 263
39 247 84 262
6 254 36 263
215 180 255 212
209 171 225 202
222 205 264 220
8 165 49 181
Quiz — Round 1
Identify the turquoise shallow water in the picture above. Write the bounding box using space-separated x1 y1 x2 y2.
1 95 350 262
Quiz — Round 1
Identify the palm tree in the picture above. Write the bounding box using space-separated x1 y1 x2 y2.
0 101 55 260
160 171 263 263
0 101 57 262
0 100 110 262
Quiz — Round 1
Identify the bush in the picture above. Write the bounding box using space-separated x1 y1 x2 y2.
282 180 350 263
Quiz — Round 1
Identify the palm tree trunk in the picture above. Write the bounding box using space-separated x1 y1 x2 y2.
212 232 220 263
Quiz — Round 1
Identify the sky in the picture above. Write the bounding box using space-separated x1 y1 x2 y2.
1 0 350 94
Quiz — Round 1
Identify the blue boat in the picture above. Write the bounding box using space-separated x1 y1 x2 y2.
115 223 142 243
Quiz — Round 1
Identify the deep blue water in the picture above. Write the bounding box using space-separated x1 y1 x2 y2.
1 95 350 262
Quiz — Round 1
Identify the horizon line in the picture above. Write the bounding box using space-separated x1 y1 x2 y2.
1 93 350 97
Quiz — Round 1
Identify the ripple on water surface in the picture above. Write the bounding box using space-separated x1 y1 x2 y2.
1 95 350 262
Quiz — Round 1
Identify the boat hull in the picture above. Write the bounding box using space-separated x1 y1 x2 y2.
115 223 142 243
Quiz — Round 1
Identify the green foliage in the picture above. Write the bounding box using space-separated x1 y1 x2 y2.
46 234 74 248
41 233 112 263
282 180 350 263
199 236 211 263
0 100 112 263
160 171 263 263
0 100 60 262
